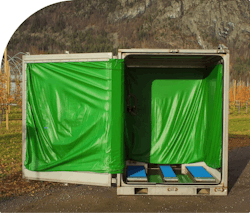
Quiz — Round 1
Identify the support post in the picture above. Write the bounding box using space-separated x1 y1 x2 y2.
4 48 9 130
233 80 236 111
7 61 10 116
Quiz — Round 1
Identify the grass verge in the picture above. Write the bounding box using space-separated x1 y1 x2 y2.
229 114 250 137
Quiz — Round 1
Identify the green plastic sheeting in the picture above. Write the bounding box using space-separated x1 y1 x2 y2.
125 65 223 169
176 174 193 183
26 57 223 174
25 59 124 173
151 64 223 168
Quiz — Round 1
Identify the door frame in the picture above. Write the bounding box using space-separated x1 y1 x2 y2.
22 52 114 186
118 49 229 192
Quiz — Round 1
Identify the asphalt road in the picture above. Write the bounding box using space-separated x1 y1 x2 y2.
0 147 250 212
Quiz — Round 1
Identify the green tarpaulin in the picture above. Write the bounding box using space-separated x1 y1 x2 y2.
25 58 223 173
25 59 124 173
125 64 223 169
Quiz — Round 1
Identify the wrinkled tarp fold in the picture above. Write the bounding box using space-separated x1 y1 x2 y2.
25 59 124 173
125 65 223 169
151 65 223 168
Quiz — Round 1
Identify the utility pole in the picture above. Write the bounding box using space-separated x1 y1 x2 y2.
4 48 9 130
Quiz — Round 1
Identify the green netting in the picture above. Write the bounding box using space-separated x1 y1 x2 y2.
25 59 124 173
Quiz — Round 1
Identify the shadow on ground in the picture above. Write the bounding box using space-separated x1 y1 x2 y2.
228 146 250 192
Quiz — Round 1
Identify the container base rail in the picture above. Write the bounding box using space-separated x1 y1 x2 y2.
117 161 226 196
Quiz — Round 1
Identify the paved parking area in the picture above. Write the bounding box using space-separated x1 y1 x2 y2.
0 147 250 212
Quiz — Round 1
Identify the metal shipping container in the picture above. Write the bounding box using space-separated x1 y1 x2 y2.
22 47 229 195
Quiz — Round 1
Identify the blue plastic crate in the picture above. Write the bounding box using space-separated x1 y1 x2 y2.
186 166 215 182
160 165 178 182
127 166 147 182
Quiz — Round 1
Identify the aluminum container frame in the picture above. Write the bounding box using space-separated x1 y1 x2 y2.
22 48 229 195
117 48 229 196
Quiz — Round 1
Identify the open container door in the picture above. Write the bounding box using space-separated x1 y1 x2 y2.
22 53 124 186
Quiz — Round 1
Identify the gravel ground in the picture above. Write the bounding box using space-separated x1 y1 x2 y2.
0 146 250 212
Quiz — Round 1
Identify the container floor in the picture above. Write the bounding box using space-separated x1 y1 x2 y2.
147 169 163 183
146 168 193 184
